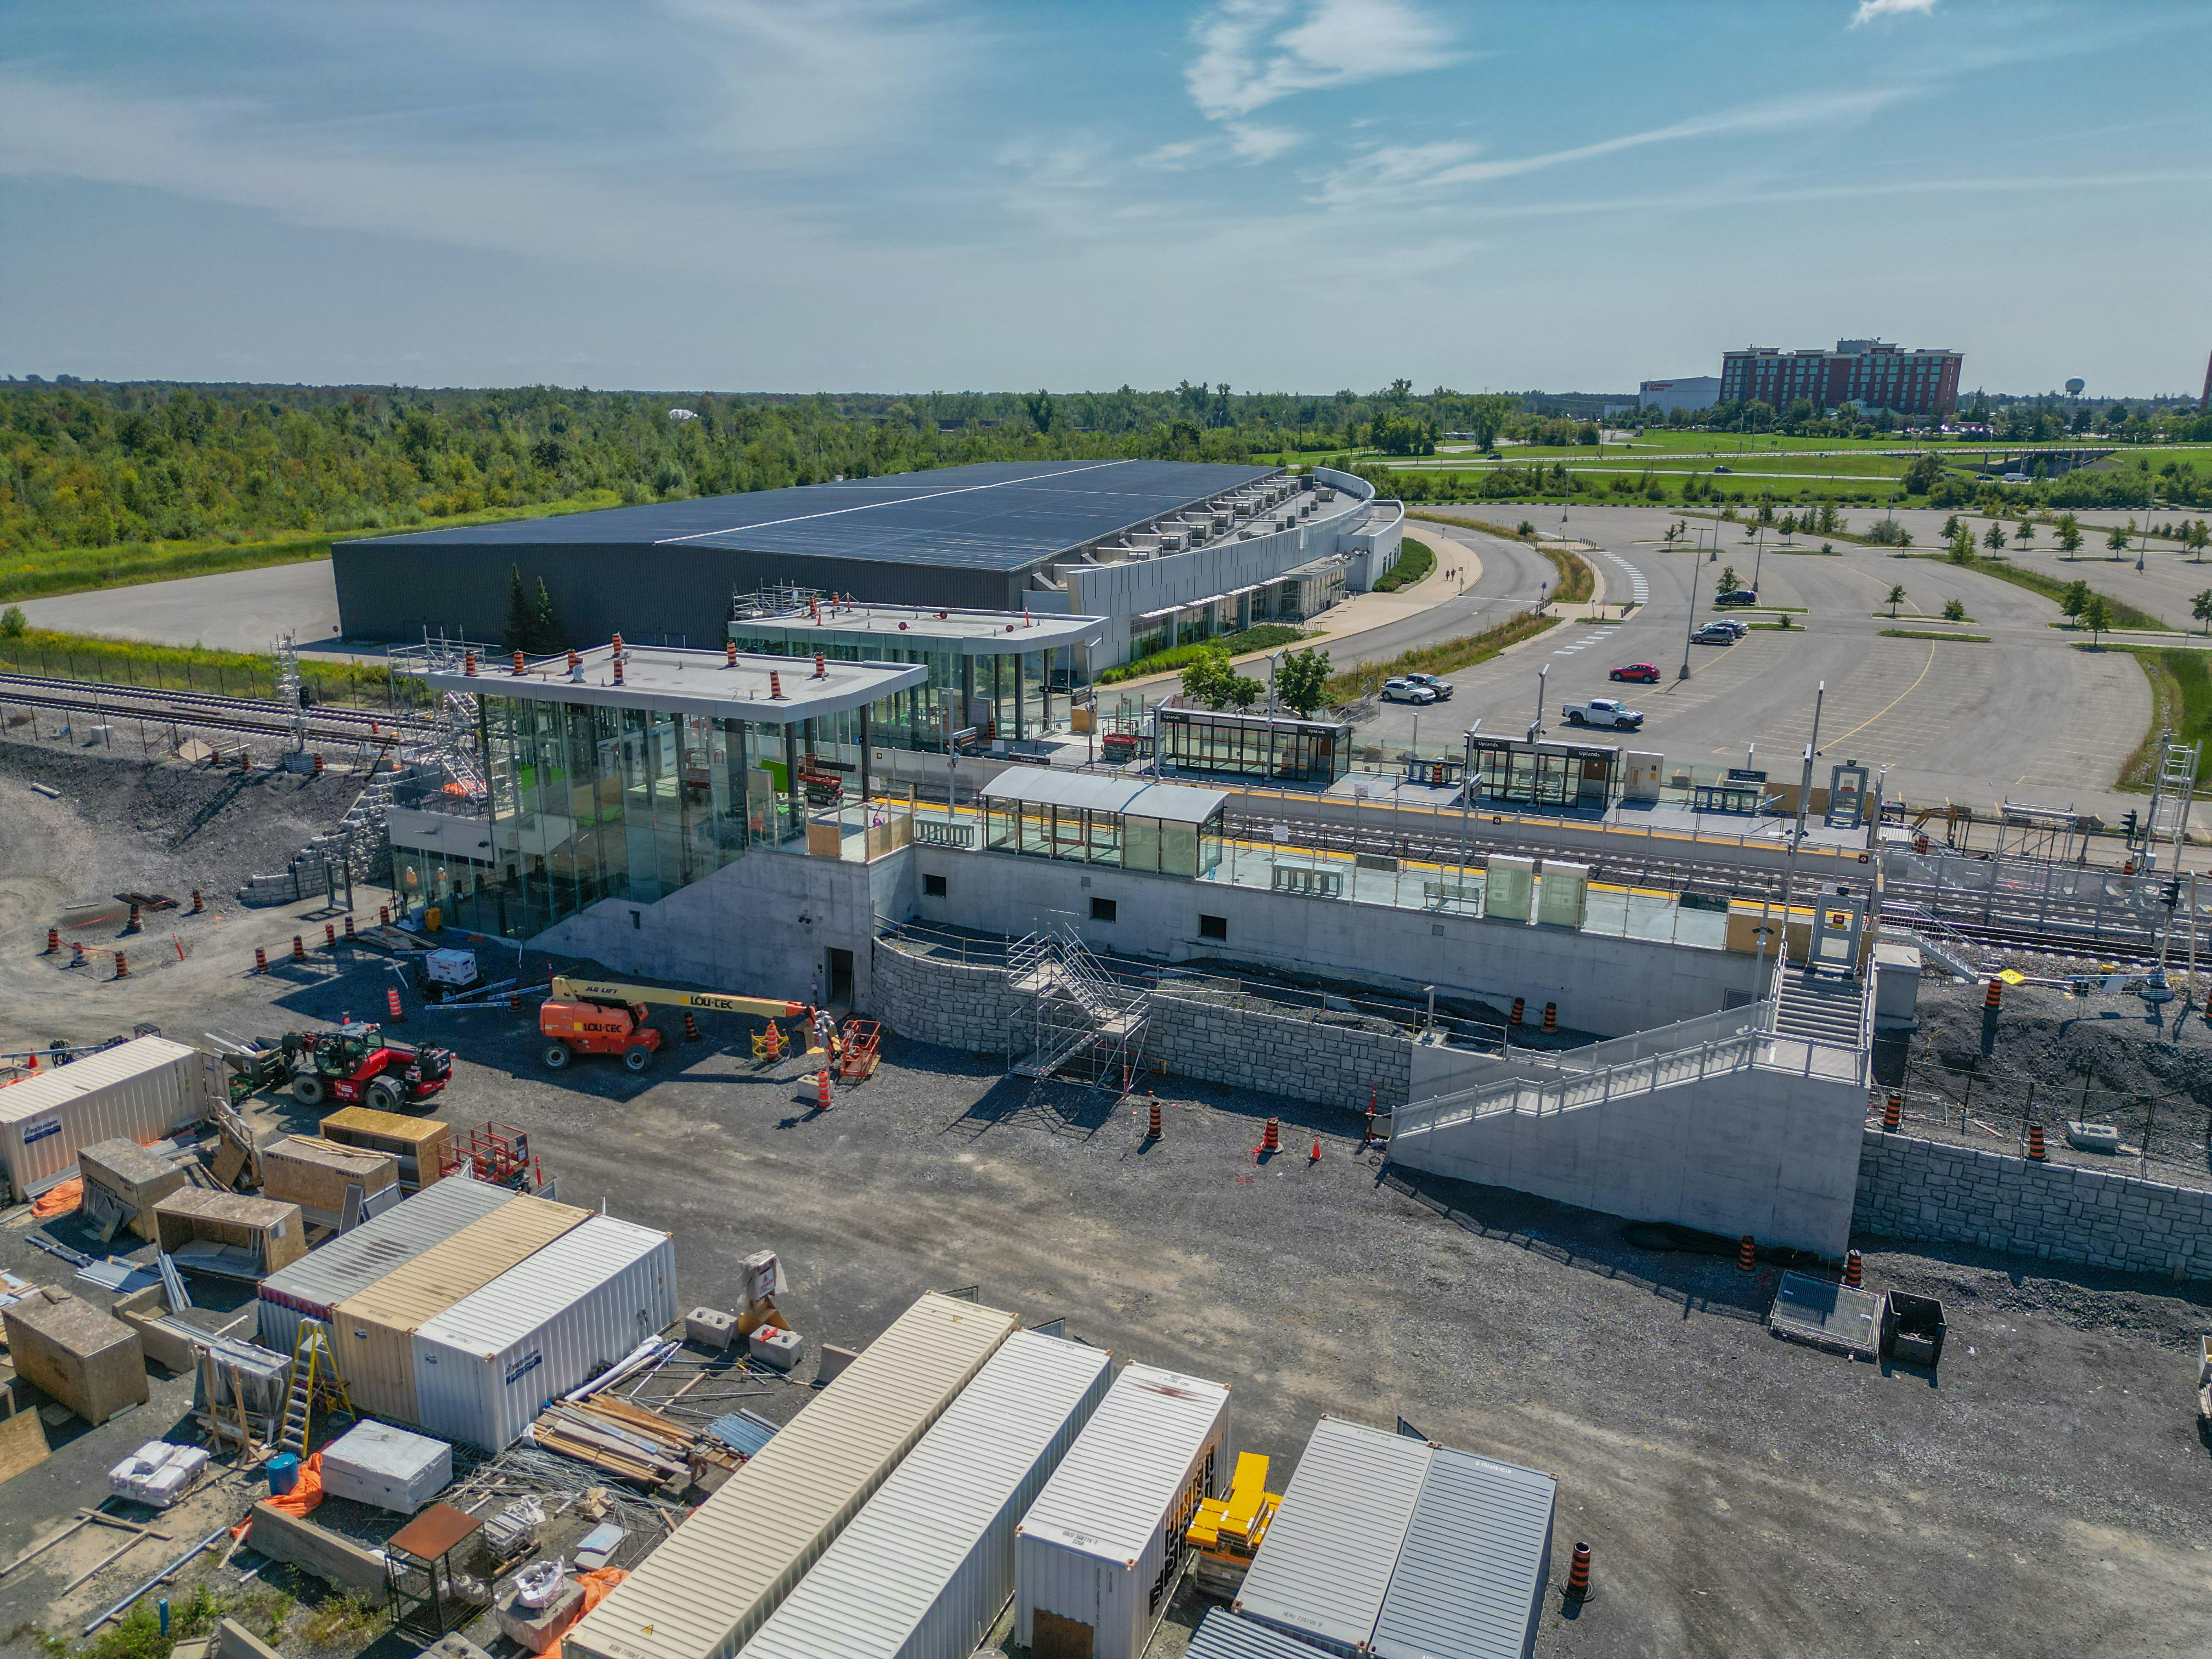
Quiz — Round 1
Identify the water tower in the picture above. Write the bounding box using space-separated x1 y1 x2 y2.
2064 378 2085 397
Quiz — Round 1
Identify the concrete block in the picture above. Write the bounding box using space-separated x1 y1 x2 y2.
215 1619 287 1659
246 1502 391 1602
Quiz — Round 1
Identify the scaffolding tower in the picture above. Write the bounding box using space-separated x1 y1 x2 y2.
1007 926 1151 1092
2142 730 2201 871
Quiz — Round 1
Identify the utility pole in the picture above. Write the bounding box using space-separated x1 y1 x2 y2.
1529 663 1549 741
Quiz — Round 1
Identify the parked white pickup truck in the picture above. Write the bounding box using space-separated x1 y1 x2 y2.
1563 697 1644 731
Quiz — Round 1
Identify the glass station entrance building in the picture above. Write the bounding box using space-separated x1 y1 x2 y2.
727 596 1105 749
409 645 924 937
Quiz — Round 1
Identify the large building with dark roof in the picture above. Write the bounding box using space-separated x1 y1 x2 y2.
334 457 1402 669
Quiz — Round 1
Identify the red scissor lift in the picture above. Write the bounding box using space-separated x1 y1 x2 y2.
439 1122 546 1194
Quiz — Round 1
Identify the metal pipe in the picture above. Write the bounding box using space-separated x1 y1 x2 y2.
82 1528 228 1635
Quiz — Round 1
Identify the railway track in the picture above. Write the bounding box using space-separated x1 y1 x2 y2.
0 672 436 749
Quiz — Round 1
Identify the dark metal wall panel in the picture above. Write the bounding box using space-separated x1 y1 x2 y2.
331 539 1022 645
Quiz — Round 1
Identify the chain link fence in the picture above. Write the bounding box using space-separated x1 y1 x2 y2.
1879 1058 2212 1186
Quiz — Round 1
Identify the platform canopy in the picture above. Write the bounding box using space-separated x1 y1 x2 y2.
978 765 1227 826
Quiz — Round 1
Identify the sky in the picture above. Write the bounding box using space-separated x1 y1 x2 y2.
2 0 2207 398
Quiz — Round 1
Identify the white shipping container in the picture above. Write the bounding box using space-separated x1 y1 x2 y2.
1016 1363 1232 1659
569 1291 1019 1659
409 1213 676 1449
0 1037 218 1199
743 1329 1113 1659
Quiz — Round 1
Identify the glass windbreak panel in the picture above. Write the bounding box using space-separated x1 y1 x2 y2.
1019 801 1049 856
1051 804 1086 861
1021 650 1046 737
986 798 1018 851
1124 815 1160 873
1086 806 1122 867
1199 807 1224 876
1160 820 1198 878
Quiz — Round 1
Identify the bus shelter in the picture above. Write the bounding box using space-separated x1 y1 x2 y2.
979 766 1227 878
1156 706 1351 786
1468 735 1619 812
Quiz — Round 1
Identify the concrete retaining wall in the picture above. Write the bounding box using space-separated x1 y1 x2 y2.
1147 992 1410 1112
1852 1129 2212 1280
246 1503 391 1602
868 939 1032 1055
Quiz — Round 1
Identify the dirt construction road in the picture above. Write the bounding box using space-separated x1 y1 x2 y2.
3 755 2211 1658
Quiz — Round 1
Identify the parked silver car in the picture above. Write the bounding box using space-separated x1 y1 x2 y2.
1381 677 1439 704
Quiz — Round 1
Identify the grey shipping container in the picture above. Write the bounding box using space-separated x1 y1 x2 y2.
0 1037 218 1200
1185 1609 1331 1659
410 1213 677 1449
1369 1447 1555 1659
256 1176 517 1352
1234 1416 1430 1656
744 1329 1112 1659
1016 1363 1232 1659
1238 1418 1557 1659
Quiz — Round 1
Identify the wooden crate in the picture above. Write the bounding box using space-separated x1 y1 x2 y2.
77 1138 192 1242
154 1189 308 1276
1 1287 148 1425
259 1137 398 1221
319 1108 453 1192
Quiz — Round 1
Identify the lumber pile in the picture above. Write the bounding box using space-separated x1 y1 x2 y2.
527 1397 738 1487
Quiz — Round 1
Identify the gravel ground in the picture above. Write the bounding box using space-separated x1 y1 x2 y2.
1891 981 2212 1183
5 758 2212 1658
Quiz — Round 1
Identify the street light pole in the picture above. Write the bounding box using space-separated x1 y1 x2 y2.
1680 537 1703 680
1773 679 1826 976
1530 663 1549 740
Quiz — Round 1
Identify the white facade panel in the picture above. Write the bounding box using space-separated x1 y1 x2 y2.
1016 1363 1232 1659
743 1329 1112 1659
410 1214 676 1449
569 1291 1020 1659
0 1037 215 1199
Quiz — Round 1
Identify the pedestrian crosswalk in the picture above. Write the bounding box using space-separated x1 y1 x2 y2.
1602 552 1651 604
1553 627 1623 656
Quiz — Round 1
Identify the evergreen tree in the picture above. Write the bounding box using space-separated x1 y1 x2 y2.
504 564 532 651
529 577 566 653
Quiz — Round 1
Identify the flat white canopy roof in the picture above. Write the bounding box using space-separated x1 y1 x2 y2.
979 764 1227 825
729 601 1105 656
426 645 926 725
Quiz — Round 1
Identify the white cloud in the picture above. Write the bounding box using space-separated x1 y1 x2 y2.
1227 123 1304 162
1851 0 1938 25
1314 88 1910 205
1185 0 1455 122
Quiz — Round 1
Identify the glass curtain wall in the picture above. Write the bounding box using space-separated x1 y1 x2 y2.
432 694 791 938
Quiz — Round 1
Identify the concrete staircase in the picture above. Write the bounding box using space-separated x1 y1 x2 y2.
1771 968 1867 1048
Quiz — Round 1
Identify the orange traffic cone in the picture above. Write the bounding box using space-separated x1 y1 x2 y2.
1737 1234 1756 1272
291 934 305 962
386 985 405 1023
1844 1249 1863 1288
2028 1124 2046 1161
324 923 336 949
254 946 268 974
1260 1116 1280 1155
1310 1137 1321 1163
114 951 127 980
1883 1091 1902 1130
683 1012 701 1043
44 928 58 954
1147 1098 1163 1139
1984 978 2002 1009
1566 1542 1591 1599
817 1069 832 1110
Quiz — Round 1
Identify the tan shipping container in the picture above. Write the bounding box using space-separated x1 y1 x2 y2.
261 1137 400 1222
331 1194 586 1424
154 1189 308 1276
319 1108 453 1192
2 1288 148 1425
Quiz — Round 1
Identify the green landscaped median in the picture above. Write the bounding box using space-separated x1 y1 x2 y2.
1880 628 1990 642
2112 646 2212 789
1371 537 1435 592
1324 608 1558 703
1094 623 1311 686
1406 510 1596 601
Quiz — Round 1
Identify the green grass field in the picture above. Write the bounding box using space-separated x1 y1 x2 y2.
0 625 428 706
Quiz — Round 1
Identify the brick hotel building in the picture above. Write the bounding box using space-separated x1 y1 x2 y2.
1719 339 1962 420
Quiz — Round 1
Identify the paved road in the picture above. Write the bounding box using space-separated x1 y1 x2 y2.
18 560 377 658
1363 505 2149 820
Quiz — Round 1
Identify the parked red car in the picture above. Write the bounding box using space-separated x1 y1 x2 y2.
1609 663 1661 682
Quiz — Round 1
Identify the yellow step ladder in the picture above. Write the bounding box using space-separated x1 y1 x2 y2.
279 1317 355 1457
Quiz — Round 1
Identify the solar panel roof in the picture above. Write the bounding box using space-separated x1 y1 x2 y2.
346 458 1278 573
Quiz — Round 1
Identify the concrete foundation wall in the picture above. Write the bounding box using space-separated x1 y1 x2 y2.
910 845 1762 1037
869 939 1032 1054
1389 1064 1869 1257
1852 1129 2212 1280
533 846 908 1009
